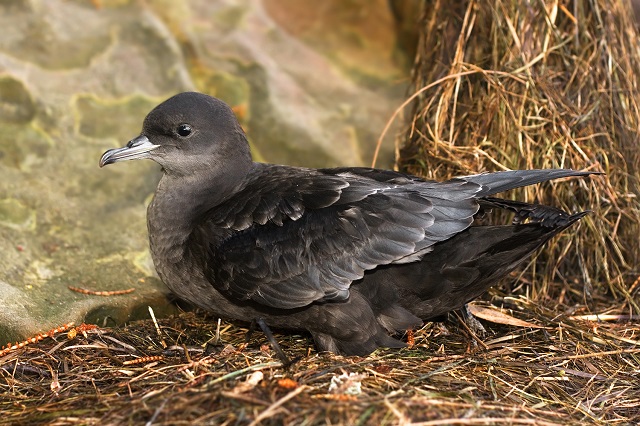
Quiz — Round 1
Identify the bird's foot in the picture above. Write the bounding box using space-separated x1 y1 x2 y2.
248 318 295 367
460 304 487 336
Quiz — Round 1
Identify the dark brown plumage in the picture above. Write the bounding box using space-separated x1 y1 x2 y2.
100 92 596 356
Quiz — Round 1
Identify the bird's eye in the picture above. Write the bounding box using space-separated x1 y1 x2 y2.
176 124 192 137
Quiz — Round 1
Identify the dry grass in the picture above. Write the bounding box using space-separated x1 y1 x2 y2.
3 1 640 424
393 0 640 308
1 303 639 425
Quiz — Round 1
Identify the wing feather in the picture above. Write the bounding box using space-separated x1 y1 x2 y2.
197 165 480 309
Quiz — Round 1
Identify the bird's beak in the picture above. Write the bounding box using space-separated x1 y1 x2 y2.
99 135 160 167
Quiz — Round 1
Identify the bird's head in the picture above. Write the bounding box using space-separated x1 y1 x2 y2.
99 92 251 177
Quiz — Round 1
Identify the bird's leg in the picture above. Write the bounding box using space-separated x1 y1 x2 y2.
246 318 258 343
253 318 292 366
460 304 486 336
454 305 488 351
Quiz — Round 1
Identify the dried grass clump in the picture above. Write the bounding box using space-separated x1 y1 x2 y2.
395 0 640 307
1 310 639 425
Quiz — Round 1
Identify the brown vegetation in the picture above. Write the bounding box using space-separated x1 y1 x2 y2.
394 0 640 307
2 1 639 424
1 308 639 424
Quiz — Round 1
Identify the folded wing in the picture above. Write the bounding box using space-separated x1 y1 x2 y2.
195 166 480 309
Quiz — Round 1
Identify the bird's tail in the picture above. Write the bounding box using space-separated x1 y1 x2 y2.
391 209 588 320
457 169 600 197
479 197 590 228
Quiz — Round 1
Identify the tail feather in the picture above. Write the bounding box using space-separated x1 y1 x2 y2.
457 169 600 197
386 210 588 320
480 197 590 227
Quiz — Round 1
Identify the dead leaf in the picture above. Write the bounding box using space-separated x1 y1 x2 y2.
232 370 264 393
467 304 549 329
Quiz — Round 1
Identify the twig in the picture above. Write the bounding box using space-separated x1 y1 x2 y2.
68 286 135 296
248 385 306 426
148 306 167 349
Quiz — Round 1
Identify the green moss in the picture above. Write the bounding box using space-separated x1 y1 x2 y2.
73 94 160 140
0 76 36 125
0 198 36 230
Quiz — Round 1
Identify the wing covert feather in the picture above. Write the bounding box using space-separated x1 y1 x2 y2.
197 166 480 309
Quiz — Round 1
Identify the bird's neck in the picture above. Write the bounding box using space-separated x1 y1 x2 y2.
147 159 253 261
151 160 252 224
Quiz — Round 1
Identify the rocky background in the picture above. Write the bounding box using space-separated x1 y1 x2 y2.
0 0 420 342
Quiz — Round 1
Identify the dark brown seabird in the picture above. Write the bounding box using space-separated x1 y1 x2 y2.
100 92 597 356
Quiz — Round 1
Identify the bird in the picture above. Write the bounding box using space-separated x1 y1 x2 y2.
99 91 597 357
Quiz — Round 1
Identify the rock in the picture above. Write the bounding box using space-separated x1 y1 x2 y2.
0 0 414 343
